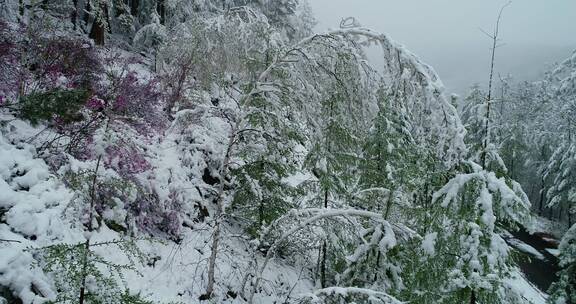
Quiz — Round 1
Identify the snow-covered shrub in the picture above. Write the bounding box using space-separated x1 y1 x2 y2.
98 54 167 133
133 12 166 55
0 20 102 132
129 189 183 239
38 239 151 304
63 166 135 232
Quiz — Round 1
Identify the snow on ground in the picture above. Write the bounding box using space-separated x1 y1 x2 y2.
505 269 547 304
0 114 315 303
0 116 81 302
531 215 569 238
544 248 560 257
507 238 546 260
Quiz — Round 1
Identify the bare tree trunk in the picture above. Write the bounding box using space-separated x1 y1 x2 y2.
156 0 166 24
165 60 192 115
130 0 139 16
18 0 24 18
320 189 328 288
481 1 510 169
470 290 476 304
79 155 102 304
89 3 109 46
71 0 78 30
202 125 237 299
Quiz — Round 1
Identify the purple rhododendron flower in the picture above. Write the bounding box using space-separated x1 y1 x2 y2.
86 95 105 110
130 190 182 238
114 95 128 111
105 144 151 177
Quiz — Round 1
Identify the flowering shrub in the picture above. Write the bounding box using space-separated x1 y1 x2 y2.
104 144 152 177
2 20 179 241
0 20 103 134
130 190 182 238
0 21 102 101
96 55 167 133
86 95 107 111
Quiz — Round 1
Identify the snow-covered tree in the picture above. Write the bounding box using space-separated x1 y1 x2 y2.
548 223 576 304
544 141 576 226
356 89 418 215
404 161 532 304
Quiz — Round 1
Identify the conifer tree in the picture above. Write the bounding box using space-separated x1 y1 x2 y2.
544 141 576 225
409 161 531 304
548 223 576 304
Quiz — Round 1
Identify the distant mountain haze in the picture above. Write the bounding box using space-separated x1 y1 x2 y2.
310 0 576 94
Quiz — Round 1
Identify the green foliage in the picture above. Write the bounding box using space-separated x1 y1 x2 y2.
38 238 150 304
358 91 423 214
303 89 362 207
544 143 576 218
19 88 89 125
229 72 306 238
548 265 576 304
64 168 137 232
400 161 531 304
231 158 297 237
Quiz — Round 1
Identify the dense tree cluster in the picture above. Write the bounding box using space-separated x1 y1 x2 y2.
461 50 576 304
0 1 573 304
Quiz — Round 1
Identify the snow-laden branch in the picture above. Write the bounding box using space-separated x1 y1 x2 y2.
248 207 414 303
302 286 405 304
431 162 532 228
291 27 466 165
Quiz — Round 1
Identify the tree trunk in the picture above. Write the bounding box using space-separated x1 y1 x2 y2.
166 60 190 115
258 200 263 227
203 127 236 299
470 290 476 304
71 0 78 30
373 251 381 281
89 20 105 45
156 0 165 24
482 2 510 169
538 174 546 215
384 195 393 220
89 3 109 46
79 155 102 304
319 189 328 288
130 0 139 16
320 240 327 288
19 0 24 17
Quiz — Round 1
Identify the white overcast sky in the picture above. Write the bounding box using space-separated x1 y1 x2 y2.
309 0 576 94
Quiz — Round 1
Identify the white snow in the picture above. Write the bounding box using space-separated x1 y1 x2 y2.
531 215 569 238
506 238 546 260
545 248 560 257
421 232 437 256
504 269 547 304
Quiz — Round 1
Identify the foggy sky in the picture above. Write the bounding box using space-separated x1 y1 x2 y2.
309 0 576 94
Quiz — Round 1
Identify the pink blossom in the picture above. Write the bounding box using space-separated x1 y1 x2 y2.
114 95 128 111
86 95 105 110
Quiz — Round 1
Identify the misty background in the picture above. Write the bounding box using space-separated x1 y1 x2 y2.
309 0 576 95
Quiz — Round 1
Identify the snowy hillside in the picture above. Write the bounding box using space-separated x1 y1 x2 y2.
1 1 575 304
